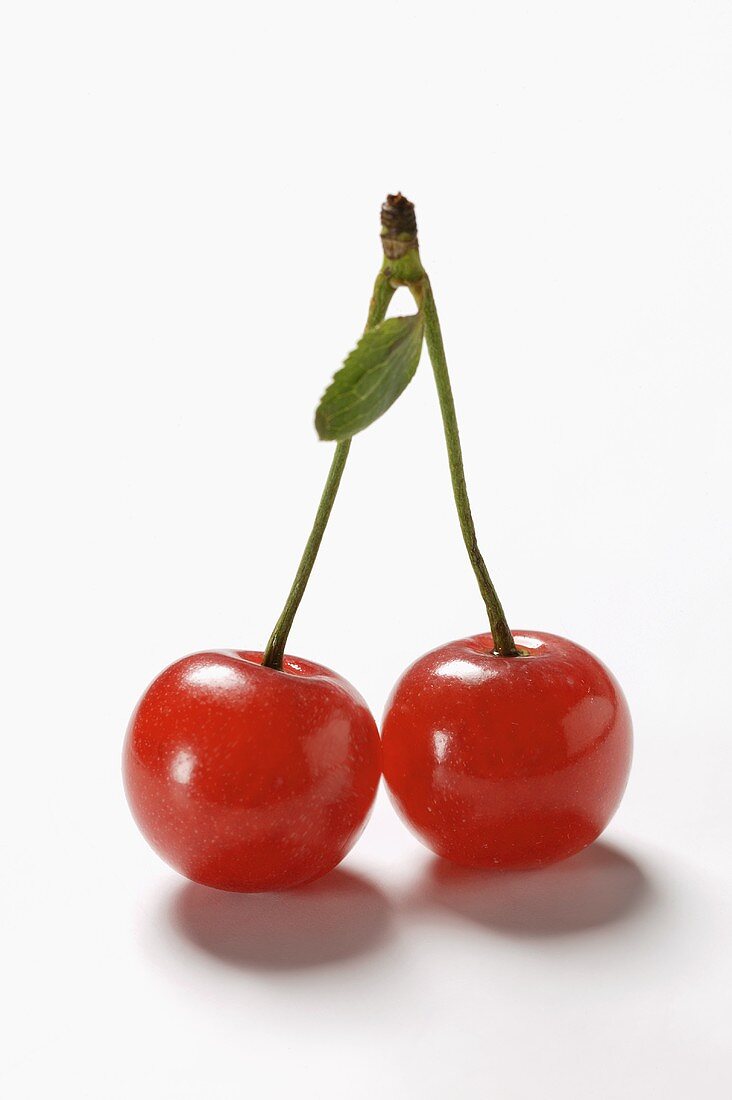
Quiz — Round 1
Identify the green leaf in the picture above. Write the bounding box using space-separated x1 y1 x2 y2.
315 313 424 441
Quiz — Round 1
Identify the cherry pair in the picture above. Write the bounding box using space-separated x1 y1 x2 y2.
124 196 632 892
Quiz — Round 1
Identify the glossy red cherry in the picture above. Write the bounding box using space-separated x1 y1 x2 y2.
123 650 381 892
382 631 632 870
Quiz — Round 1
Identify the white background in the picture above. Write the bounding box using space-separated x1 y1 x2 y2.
2 2 731 1096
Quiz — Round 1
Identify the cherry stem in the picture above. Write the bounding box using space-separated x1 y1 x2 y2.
418 279 517 657
380 193 516 657
261 271 395 671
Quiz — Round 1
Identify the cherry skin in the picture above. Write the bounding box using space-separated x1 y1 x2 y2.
123 650 381 892
382 631 632 870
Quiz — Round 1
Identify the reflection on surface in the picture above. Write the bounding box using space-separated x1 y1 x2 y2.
414 841 653 935
169 749 196 785
168 867 393 969
185 661 240 688
435 659 492 682
513 635 544 650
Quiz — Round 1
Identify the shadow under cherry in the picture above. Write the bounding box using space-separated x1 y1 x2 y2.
168 867 394 970
414 841 654 936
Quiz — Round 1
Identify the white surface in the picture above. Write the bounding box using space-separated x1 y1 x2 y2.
2 2 731 1097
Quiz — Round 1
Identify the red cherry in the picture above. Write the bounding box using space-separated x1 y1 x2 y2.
123 650 381 892
382 631 632 870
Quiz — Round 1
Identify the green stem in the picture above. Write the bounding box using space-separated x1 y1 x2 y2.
417 278 517 656
261 272 395 670
261 440 350 669
381 195 515 654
